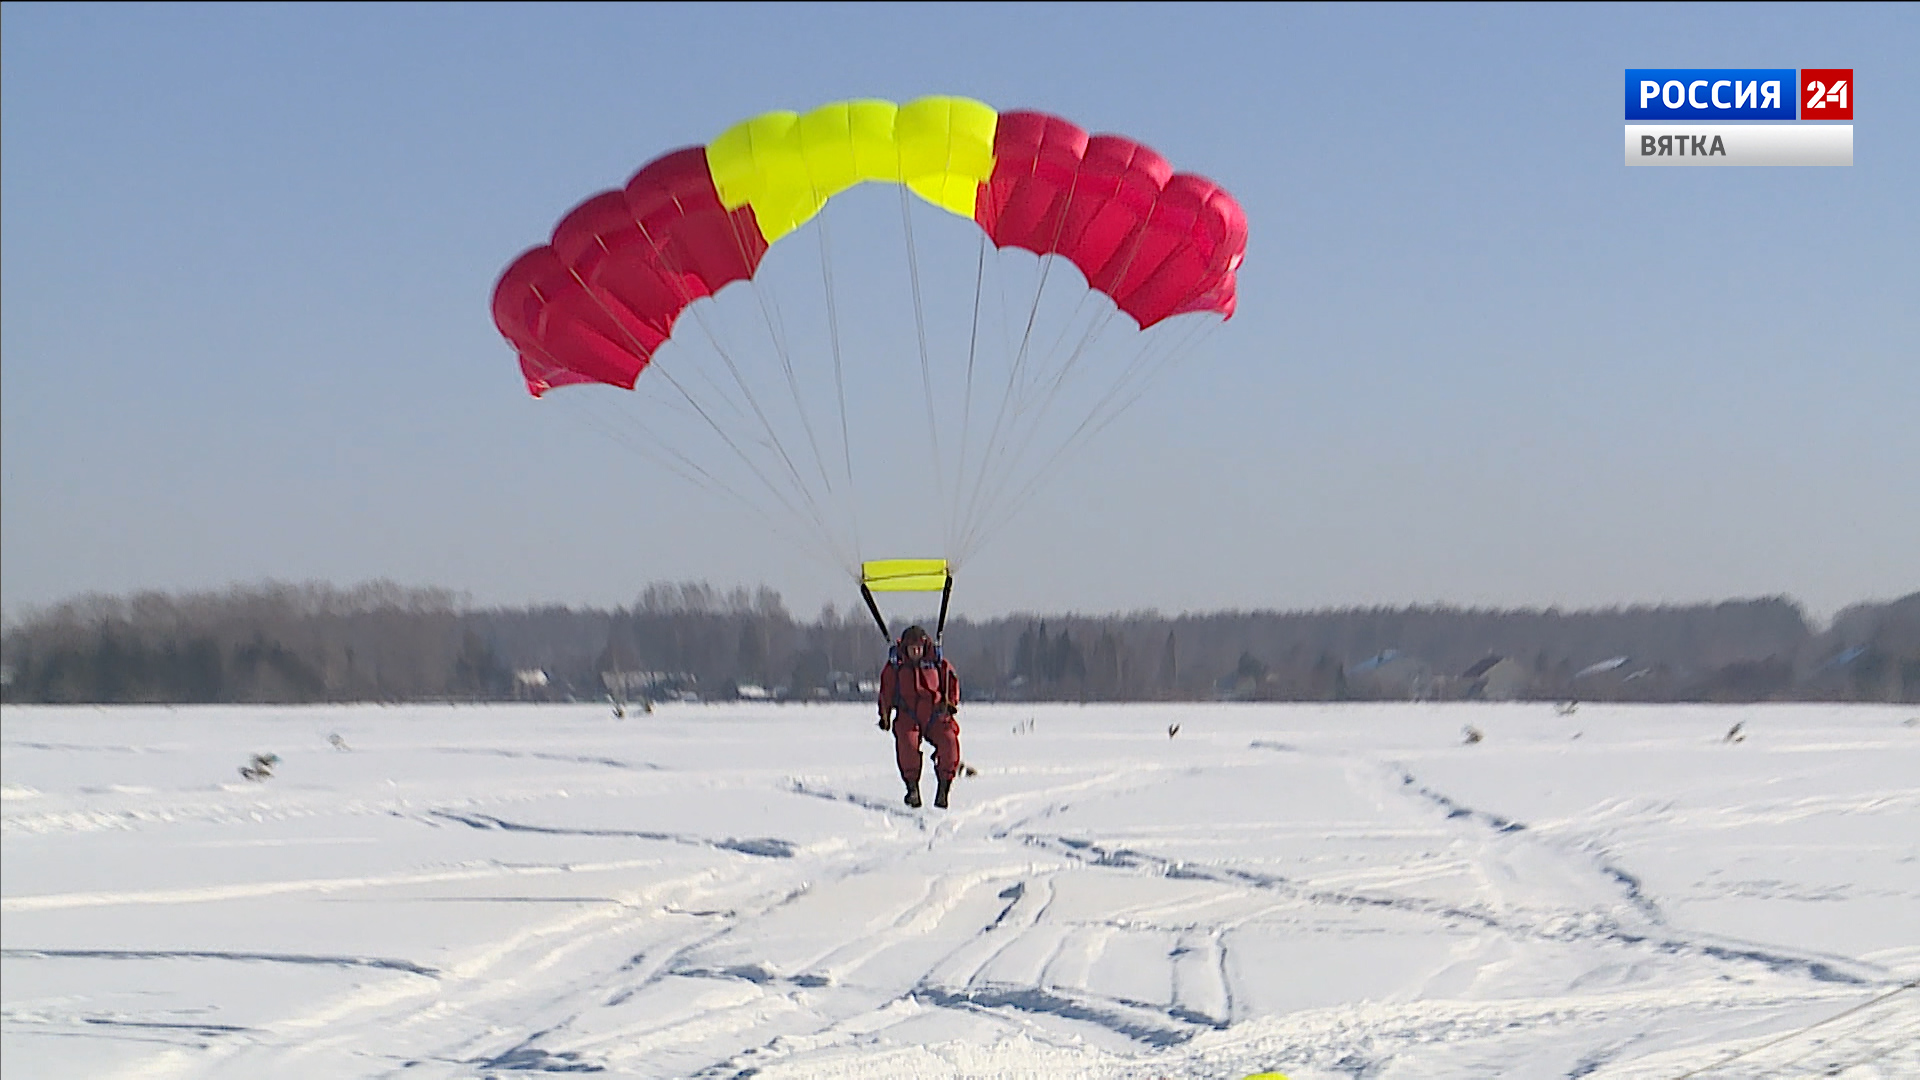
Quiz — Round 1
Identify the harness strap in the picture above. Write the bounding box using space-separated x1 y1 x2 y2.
888 658 955 718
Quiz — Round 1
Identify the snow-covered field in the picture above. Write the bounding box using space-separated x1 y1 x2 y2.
3 702 1916 1080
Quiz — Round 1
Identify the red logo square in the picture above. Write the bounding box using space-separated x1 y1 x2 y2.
1801 69 1854 119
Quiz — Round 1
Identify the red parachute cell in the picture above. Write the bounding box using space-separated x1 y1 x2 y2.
493 148 768 397
975 112 1246 328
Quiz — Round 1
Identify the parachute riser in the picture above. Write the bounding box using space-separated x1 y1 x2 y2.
859 569 955 660
859 583 890 642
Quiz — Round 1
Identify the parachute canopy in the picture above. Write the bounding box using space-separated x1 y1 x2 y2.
491 95 1247 593
493 96 1247 398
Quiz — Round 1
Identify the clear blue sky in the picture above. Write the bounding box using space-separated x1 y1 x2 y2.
3 3 1915 624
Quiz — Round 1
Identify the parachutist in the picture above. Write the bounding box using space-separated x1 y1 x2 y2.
879 625 962 809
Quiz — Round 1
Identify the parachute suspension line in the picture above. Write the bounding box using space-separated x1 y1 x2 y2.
955 278 1103 556
629 217 860 573
697 215 856 568
953 250 1056 555
989 184 1167 467
972 321 1210 556
561 392 740 505
562 391 848 577
949 232 989 557
814 213 867 557
1029 289 1101 397
897 183 948 511
542 255 844 568
538 331 847 574
744 270 865 570
747 272 838 500
953 181 1195 564
722 210 855 566
706 208 859 568
958 318 1216 562
953 167 1084 552
671 289 855 571
957 302 1122 557
817 215 856 495
1022 183 1170 415
1087 319 1215 443
953 308 1115 564
635 353 854 571
955 317 1208 563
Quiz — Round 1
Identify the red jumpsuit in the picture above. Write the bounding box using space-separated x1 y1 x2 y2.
878 651 961 786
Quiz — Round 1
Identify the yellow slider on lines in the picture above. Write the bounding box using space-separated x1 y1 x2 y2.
861 558 951 593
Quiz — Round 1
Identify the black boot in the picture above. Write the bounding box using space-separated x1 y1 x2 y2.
904 781 922 808
934 776 953 809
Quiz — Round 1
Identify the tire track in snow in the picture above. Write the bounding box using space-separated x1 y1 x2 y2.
427 809 796 859
1 947 437 977
1383 762 1667 927
1566 979 1920 1079
1169 928 1232 1029
914 983 1200 1048
785 779 925 823
173 866 804 1078
431 746 664 773
584 770 1247 1067
1246 741 1882 989
1018 833 1880 988
0 850 708 913
1255 739 1667 929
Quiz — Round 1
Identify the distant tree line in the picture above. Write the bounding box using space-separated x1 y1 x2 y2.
2 581 1914 706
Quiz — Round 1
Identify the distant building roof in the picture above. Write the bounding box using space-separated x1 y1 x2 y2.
1349 649 1401 674
1575 656 1631 679
1460 655 1505 680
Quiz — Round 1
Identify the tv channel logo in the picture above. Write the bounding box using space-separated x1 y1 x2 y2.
1624 68 1853 166
1799 68 1853 119
1624 69 1854 121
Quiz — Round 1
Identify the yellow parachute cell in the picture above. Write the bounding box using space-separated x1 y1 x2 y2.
706 96 998 241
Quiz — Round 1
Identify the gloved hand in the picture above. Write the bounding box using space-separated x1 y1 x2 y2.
877 714 891 732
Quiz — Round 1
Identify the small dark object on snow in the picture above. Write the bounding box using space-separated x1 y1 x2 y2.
328 733 350 751
240 752 279 781
962 762 979 778
1168 723 1181 739
1725 722 1746 744
1555 701 1580 716
1463 726 1485 745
